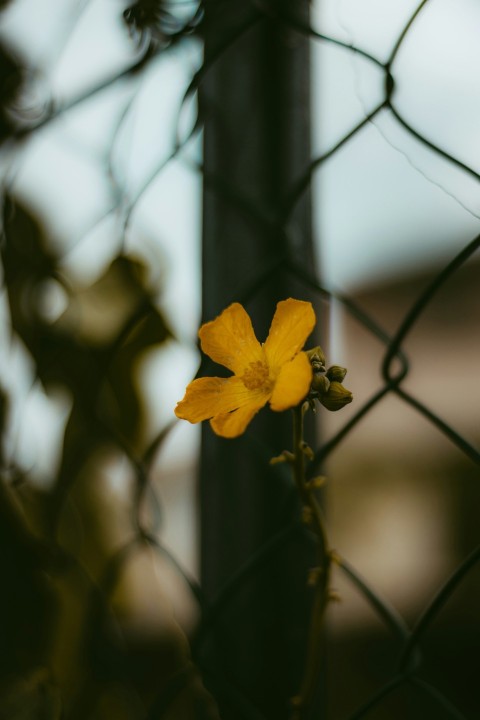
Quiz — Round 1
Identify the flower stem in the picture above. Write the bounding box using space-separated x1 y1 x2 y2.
290 404 331 720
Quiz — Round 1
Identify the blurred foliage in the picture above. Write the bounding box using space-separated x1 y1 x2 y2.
2 196 172 454
0 40 24 143
0 199 220 718
123 0 203 45
0 386 7 467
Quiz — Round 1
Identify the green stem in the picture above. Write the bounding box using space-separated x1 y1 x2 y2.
290 404 331 720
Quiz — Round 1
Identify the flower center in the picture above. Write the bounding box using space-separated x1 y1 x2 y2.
242 360 273 392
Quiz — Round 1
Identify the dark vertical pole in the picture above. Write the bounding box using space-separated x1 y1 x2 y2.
199 2 317 718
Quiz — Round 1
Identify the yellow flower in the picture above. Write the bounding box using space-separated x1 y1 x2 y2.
175 298 316 438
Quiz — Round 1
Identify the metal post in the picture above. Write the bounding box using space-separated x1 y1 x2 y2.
199 2 317 717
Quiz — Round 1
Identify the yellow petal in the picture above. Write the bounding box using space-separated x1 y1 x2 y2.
199 303 264 374
210 397 268 438
175 376 262 423
263 299 316 371
269 351 312 411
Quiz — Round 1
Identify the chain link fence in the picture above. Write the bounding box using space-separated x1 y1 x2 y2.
0 0 479 718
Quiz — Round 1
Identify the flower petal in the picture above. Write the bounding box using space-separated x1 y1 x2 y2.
199 303 264 374
263 299 316 370
175 376 268 423
269 351 312 411
210 397 267 438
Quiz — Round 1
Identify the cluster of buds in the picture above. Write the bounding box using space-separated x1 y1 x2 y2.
306 347 353 412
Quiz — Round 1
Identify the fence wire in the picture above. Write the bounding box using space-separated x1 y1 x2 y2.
0 1 479 719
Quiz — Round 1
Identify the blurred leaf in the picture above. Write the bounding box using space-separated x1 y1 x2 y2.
0 482 57 679
57 253 172 447
0 39 24 142
123 0 203 43
0 386 7 467
2 198 172 454
84 545 221 720
1 196 72 389
0 669 61 720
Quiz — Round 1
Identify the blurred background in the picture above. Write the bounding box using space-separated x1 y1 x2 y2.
0 0 479 718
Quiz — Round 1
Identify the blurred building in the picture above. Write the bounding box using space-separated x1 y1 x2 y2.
321 256 480 718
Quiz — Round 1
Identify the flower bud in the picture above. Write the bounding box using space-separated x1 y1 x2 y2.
306 346 326 373
311 374 330 394
326 365 347 383
319 381 353 411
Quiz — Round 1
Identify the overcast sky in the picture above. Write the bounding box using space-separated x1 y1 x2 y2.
312 0 480 289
